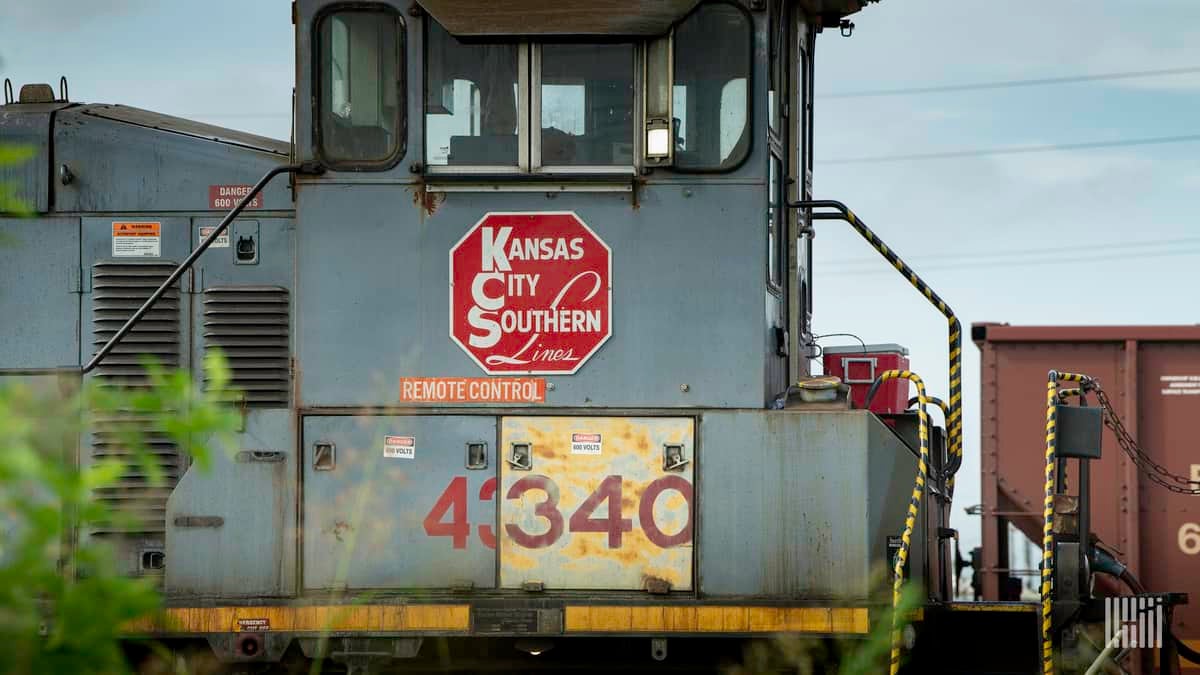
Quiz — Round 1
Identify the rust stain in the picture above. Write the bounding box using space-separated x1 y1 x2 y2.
326 520 353 543
410 183 445 218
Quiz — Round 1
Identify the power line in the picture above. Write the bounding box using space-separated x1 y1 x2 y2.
821 247 1200 276
819 133 1200 165
826 236 1200 267
819 65 1200 99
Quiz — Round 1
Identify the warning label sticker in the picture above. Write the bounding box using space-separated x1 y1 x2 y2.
570 433 602 455
209 184 261 210
112 221 161 257
236 618 270 631
199 226 230 248
399 377 546 403
384 435 416 459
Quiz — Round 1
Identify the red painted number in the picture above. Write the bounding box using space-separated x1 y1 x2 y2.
568 475 634 548
639 475 694 548
422 475 693 550
478 477 497 550
423 476 469 549
504 475 565 549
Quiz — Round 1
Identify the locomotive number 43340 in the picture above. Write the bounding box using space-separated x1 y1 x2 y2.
422 474 693 551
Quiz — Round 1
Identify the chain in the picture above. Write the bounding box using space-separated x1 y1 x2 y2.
1094 388 1200 495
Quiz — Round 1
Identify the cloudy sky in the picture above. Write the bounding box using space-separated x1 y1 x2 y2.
4 0 1197 572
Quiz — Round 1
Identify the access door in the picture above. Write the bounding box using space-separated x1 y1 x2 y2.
499 416 695 591
302 415 497 590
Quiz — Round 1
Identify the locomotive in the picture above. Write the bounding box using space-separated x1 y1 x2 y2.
2 0 1193 672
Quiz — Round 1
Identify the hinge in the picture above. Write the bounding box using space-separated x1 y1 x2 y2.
70 265 82 293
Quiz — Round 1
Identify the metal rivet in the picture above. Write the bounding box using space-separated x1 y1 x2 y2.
682 188 693 198
680 384 690 393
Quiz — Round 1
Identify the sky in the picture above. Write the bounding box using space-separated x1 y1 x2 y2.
3 0 1198 583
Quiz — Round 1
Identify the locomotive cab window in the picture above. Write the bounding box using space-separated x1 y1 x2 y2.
537 44 635 168
673 2 752 171
317 8 404 168
425 22 521 169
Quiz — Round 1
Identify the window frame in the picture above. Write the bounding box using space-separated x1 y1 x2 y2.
670 0 755 174
422 21 529 175
312 3 407 172
530 42 641 175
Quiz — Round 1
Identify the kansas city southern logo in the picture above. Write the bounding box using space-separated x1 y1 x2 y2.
449 212 612 375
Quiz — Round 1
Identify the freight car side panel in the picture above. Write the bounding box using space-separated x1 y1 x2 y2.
0 217 80 369
976 324 1200 652
1136 343 1200 644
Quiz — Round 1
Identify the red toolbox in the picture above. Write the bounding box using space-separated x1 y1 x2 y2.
822 343 910 414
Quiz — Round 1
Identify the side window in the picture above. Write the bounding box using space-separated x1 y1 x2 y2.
768 155 783 287
673 2 752 171
425 22 520 168
538 44 635 167
317 9 404 168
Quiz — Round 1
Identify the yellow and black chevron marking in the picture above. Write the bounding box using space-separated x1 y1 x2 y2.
876 369 931 675
1041 370 1094 675
841 207 963 499
1056 388 1082 401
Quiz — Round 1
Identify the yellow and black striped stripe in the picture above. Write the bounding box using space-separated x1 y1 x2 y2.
875 369 931 675
805 202 963 500
1041 370 1094 675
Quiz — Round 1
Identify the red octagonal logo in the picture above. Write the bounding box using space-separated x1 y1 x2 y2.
450 212 612 374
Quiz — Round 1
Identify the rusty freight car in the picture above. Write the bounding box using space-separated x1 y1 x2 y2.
975 323 1200 669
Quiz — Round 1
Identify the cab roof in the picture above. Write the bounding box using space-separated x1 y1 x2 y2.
419 0 879 38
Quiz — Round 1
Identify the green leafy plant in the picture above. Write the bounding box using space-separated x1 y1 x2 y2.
0 144 36 217
0 354 239 674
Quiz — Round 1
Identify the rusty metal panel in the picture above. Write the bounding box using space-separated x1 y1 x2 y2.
974 323 1200 647
499 416 694 591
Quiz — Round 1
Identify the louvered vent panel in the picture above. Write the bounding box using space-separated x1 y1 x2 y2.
90 261 182 535
204 286 290 407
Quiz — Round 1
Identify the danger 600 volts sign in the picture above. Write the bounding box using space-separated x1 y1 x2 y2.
450 212 611 374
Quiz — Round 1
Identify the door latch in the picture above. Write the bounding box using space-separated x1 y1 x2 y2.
663 444 689 471
313 441 336 471
508 442 532 471
466 441 488 470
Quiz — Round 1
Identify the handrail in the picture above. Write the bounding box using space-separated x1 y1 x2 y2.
871 369 932 675
82 162 322 375
791 199 964 495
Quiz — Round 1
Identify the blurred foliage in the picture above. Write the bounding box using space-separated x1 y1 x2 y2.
0 144 36 217
729 573 924 675
0 354 239 674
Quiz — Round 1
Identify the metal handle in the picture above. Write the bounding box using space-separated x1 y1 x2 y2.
663 444 689 472
508 443 532 471
313 442 336 471
841 356 877 385
466 441 488 470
